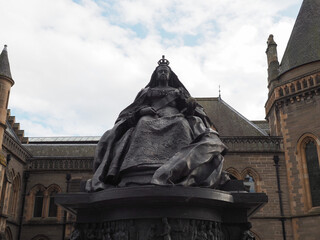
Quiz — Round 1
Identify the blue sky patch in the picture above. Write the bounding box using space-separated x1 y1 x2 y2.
129 24 148 39
183 34 201 46
279 3 301 19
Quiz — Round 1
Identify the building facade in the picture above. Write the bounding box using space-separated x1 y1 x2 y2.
0 0 319 239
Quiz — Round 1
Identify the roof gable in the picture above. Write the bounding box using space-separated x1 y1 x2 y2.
196 97 268 137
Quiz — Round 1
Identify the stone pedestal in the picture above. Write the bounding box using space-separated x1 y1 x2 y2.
56 186 267 240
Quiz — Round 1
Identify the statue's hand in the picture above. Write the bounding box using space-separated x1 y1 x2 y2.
139 107 157 116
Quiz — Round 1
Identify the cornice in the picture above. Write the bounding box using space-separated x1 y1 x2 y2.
266 72 320 117
3 131 32 162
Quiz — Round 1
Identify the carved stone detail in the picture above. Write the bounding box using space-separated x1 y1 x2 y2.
221 137 282 153
70 218 229 240
29 158 92 170
266 72 320 115
3 131 30 161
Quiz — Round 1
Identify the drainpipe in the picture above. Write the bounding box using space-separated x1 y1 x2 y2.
62 173 71 240
273 155 286 240
18 171 29 240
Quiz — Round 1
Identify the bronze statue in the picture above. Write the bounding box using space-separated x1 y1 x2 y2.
86 56 227 191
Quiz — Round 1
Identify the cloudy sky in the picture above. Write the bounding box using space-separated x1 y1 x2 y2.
1 0 303 137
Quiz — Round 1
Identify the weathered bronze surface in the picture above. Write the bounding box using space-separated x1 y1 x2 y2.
86 56 228 191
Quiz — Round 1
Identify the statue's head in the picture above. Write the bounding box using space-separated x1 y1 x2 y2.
156 55 171 83
147 55 188 93
156 65 170 83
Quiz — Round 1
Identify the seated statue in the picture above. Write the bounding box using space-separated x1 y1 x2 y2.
86 56 228 192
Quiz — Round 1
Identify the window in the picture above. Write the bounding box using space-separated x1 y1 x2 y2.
48 190 58 217
304 140 320 207
308 77 314 86
226 167 260 192
241 168 260 193
33 191 44 217
279 88 284 96
296 81 301 90
244 174 255 193
303 79 308 88
10 174 20 217
5 227 13 240
225 167 241 180
31 235 50 240
297 134 320 210
284 85 289 94
316 74 320 84
28 184 61 220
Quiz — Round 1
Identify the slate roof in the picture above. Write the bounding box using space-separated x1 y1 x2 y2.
251 120 270 135
28 136 101 144
0 45 12 79
196 97 268 137
5 120 20 142
279 0 320 75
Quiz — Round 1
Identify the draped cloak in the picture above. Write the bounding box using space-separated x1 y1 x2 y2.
86 70 228 192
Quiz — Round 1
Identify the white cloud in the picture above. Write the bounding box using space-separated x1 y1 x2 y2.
0 0 303 136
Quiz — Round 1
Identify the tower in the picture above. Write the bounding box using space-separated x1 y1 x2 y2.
0 45 14 162
0 45 14 236
265 0 320 238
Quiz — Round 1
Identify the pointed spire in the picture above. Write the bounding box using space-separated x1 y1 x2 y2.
279 0 320 75
266 34 279 83
0 45 13 80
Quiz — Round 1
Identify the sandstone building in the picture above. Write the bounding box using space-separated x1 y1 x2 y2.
0 0 319 239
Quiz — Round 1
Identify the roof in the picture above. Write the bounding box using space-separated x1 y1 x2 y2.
279 0 320 75
28 136 101 144
251 120 270 134
0 45 12 79
196 97 268 136
5 120 20 142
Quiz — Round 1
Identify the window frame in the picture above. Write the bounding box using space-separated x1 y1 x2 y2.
297 133 320 211
27 184 62 220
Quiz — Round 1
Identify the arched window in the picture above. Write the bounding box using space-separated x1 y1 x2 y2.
48 190 58 217
5 227 13 240
296 81 302 90
284 85 289 94
304 139 320 207
241 168 261 193
244 174 255 193
225 167 241 180
308 77 314 86
316 74 320 84
303 79 308 88
10 174 21 217
33 190 44 217
31 235 50 240
28 184 61 220
279 88 284 96
297 134 320 210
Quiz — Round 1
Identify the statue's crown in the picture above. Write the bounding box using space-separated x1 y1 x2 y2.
158 55 170 66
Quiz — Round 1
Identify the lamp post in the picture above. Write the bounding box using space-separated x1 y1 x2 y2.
273 155 286 240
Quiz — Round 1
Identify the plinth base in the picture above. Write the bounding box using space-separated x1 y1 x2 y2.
55 186 267 240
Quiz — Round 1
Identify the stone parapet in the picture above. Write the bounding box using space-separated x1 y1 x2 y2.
28 157 93 171
221 136 283 153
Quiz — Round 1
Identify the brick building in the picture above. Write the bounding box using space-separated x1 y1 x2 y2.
0 0 319 239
